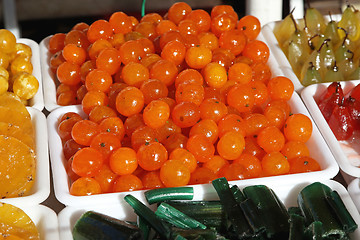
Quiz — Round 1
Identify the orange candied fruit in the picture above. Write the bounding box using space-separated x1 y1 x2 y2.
51 2 321 196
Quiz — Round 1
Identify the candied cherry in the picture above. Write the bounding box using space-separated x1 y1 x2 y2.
227 84 255 113
140 78 168 104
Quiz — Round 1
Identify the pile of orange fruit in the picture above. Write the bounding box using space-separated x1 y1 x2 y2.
52 2 321 196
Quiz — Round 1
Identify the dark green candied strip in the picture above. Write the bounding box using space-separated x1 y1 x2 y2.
163 200 227 231
145 187 194 205
124 194 173 239
304 221 323 240
297 182 347 239
155 202 207 230
325 190 358 233
230 185 246 203
172 228 219 240
72 211 142 240
138 216 157 240
288 206 303 216
212 177 253 239
242 185 290 239
288 213 305 240
239 198 266 235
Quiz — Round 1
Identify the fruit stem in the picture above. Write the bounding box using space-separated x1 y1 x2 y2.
141 0 146 17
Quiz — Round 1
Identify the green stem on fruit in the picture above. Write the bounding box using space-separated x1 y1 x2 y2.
141 0 146 17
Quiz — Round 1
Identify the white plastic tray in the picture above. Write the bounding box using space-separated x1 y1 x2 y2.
47 94 338 207
18 38 44 111
57 180 360 240
39 35 58 112
301 80 360 183
12 204 60 240
348 178 360 213
0 107 50 206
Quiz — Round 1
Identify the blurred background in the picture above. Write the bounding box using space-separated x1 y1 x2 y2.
0 0 356 42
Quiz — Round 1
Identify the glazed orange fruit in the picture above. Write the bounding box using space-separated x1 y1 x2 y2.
50 2 321 196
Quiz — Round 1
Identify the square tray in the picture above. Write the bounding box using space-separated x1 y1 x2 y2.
47 94 339 207
57 180 360 240
301 80 360 182
0 107 50 206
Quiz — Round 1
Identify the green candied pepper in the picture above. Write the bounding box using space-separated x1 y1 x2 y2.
297 182 357 239
242 185 290 239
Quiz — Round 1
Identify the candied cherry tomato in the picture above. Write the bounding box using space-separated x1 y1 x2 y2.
160 159 190 187
137 142 168 171
115 86 145 117
171 102 201 128
109 147 138 175
217 131 245 160
143 100 170 129
70 177 102 196
112 174 143 192
71 119 100 146
261 152 290 176
186 134 215 163
237 15 261 41
283 114 313 142
72 147 104 177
